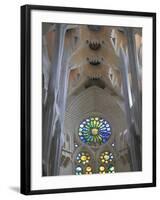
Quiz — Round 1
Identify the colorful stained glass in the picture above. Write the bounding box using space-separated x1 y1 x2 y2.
107 164 115 173
99 165 106 174
100 151 113 163
75 166 83 175
85 165 93 174
76 152 90 165
75 150 115 175
78 117 111 145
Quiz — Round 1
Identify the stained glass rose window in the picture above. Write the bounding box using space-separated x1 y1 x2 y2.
78 117 111 145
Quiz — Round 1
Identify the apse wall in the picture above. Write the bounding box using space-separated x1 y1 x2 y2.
60 86 131 175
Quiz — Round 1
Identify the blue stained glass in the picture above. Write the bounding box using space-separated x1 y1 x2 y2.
75 166 83 175
78 117 111 145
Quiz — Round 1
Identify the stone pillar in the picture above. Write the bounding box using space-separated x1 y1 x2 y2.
125 28 142 170
43 24 79 176
43 24 67 176
119 30 142 171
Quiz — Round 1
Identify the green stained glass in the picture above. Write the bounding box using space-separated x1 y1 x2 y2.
78 117 111 145
107 164 115 173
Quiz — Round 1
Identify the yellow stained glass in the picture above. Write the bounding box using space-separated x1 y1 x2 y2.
81 155 87 161
76 152 91 165
100 151 114 163
99 166 105 171
86 166 92 172
104 155 109 160
91 128 98 135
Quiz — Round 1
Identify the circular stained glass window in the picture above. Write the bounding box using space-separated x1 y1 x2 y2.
78 117 111 145
100 151 114 164
76 152 91 165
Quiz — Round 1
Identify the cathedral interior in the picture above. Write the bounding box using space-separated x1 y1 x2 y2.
42 23 142 176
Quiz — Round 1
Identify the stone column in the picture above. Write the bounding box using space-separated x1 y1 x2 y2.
119 28 142 171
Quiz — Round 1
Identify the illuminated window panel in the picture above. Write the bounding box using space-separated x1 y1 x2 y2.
75 166 83 175
111 143 115 147
99 165 107 174
78 117 112 145
76 152 91 165
74 143 78 148
100 151 114 163
107 164 115 173
85 165 93 174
